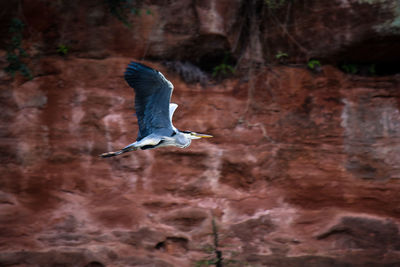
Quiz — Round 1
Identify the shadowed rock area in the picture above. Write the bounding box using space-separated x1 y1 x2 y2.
1 0 400 266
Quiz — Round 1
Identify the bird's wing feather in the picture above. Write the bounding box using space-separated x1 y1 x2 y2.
169 103 178 132
124 62 174 140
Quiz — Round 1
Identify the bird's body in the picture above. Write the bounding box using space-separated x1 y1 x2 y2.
100 61 212 158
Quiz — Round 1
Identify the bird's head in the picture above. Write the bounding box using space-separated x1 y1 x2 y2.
181 130 213 140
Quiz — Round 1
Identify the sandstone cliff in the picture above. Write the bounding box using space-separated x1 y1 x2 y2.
1 0 400 266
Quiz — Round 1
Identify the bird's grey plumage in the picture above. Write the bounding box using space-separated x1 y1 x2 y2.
100 61 212 158
124 62 174 140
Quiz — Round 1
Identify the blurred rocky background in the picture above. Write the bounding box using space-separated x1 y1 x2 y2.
1 0 400 266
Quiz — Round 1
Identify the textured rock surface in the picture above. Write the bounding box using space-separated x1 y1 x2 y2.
1 0 400 266
1 58 400 267
4 0 400 67
261 0 400 63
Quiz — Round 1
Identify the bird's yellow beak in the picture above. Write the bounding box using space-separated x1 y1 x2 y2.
190 132 213 138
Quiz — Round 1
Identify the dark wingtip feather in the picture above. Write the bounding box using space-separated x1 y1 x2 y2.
125 61 155 76
124 61 160 90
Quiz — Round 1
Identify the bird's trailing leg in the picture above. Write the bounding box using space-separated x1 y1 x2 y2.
100 135 163 158
100 144 138 158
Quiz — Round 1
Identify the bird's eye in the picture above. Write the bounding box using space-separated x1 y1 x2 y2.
171 131 177 136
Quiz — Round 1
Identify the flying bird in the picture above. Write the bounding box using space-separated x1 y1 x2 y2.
100 61 212 158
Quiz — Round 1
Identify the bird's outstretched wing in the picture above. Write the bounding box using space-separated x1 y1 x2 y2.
124 62 174 140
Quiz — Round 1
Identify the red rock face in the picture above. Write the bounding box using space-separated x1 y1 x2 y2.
1 1 400 266
1 58 400 266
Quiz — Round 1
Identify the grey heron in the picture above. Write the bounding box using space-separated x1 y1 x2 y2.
100 61 212 158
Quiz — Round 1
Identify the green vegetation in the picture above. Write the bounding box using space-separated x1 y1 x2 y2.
307 59 321 70
341 63 358 74
368 64 376 75
212 63 235 78
196 218 223 267
4 18 32 79
57 44 69 56
264 0 288 9
340 63 377 76
275 51 289 64
104 0 151 27
212 53 235 79
275 51 288 60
